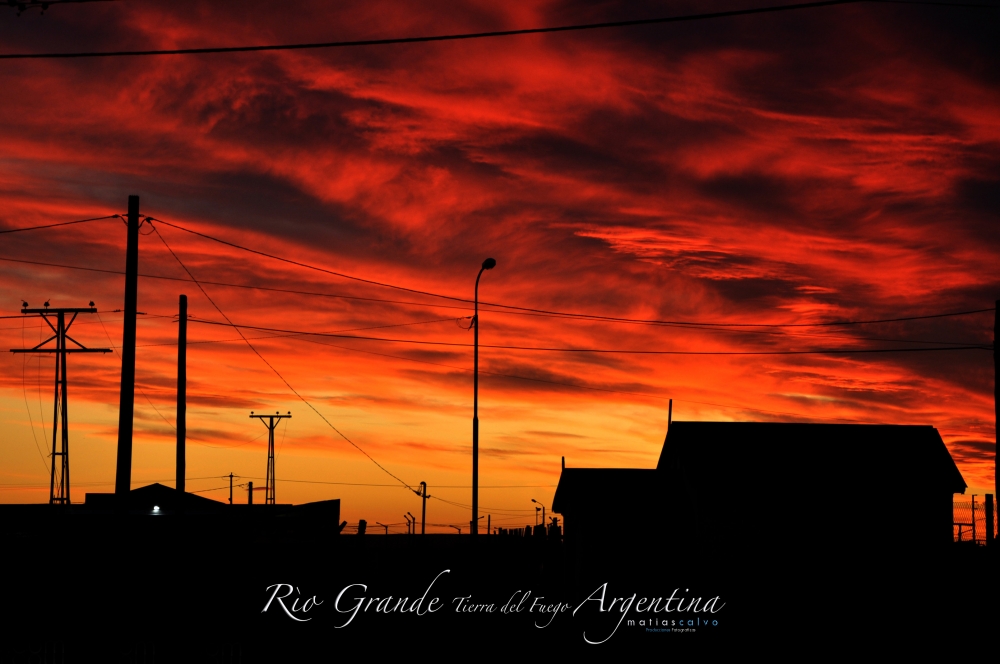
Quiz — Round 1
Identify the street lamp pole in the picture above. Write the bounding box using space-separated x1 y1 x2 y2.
472 257 496 537
532 498 546 527
420 481 428 535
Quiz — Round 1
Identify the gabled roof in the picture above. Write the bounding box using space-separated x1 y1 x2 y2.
657 422 966 494
552 468 659 514
85 483 227 511
131 483 227 509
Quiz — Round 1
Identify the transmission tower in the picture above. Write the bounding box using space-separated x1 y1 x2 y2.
249 411 291 505
11 303 110 504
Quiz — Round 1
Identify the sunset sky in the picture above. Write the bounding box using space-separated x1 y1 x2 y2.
0 0 997 532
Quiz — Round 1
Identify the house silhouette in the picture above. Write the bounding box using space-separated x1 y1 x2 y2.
553 422 967 573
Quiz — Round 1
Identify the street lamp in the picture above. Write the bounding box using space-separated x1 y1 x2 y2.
376 521 389 535
472 257 496 537
531 498 546 527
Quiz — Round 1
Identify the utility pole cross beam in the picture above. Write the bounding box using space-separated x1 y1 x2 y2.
10 305 110 505
250 411 291 505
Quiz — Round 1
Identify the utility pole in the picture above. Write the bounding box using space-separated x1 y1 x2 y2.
228 472 234 505
972 495 977 543
472 257 497 537
11 303 110 504
115 195 141 500
176 294 187 496
986 493 994 547
420 481 428 535
250 411 291 505
248 481 253 505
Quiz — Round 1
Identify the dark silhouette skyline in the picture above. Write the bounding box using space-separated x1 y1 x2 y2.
0 2 997 655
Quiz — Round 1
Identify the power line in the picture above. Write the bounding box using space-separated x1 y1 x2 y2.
430 494 536 513
190 485 232 494
185 316 990 355
95 310 179 435
4 0 120 13
146 219 1000 329
0 475 231 489
149 217 473 305
0 215 118 234
32 322 48 447
0 256 476 314
0 1 994 60
236 475 557 488
291 334 864 420
0 252 993 330
111 317 464 348
149 222 416 492
3 220 995 330
19 320 51 476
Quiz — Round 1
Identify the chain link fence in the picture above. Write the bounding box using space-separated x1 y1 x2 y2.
953 496 996 544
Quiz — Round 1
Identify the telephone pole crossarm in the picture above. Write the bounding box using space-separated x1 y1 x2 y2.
9 304 110 504
250 411 291 506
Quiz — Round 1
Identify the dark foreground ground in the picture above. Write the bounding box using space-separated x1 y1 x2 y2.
1 512 996 661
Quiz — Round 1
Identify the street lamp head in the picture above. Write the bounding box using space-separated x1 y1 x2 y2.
482 258 496 270
531 498 537 503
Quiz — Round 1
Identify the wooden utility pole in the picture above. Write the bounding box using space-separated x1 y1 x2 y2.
176 294 187 496
115 195 141 499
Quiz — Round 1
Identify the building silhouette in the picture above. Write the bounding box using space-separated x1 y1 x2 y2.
554 422 967 577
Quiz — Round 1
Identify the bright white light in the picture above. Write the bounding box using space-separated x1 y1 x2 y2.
153 505 160 512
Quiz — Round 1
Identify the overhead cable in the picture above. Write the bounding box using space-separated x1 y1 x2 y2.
1 2 995 60
0 215 118 234
148 222 416 492
184 316 990 355
4 218 995 328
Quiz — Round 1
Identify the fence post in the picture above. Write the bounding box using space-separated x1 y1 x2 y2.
972 495 977 543
986 494 994 547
